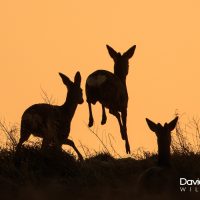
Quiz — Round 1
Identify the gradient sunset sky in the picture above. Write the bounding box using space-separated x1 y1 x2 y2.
0 1 200 156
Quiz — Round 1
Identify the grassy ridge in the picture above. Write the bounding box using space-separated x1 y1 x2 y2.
0 146 199 200
0 116 200 199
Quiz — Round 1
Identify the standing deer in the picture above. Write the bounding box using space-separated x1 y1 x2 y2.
137 117 178 195
85 44 136 154
16 72 84 160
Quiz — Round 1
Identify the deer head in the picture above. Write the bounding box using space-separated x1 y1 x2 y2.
106 45 136 81
59 71 84 105
146 117 178 166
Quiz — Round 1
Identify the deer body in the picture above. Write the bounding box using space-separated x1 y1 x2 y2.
86 70 127 110
17 72 84 160
137 117 178 195
86 45 136 154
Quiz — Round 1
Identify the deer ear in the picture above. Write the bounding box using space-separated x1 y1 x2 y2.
106 45 118 61
146 118 158 133
123 45 136 59
74 71 81 87
59 73 72 88
166 117 178 132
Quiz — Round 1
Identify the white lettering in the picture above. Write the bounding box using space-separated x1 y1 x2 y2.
188 180 193 185
195 187 199 192
180 187 187 192
180 178 187 185
180 178 200 186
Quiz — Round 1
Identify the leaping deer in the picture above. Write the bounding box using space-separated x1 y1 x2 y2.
85 44 136 154
16 72 84 160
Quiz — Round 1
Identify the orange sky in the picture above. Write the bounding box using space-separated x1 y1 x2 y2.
0 1 200 156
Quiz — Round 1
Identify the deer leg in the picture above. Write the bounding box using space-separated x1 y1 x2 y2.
121 109 130 154
65 139 83 161
88 102 94 127
41 138 49 151
101 105 107 125
16 129 31 151
121 109 127 135
109 109 125 140
16 138 26 151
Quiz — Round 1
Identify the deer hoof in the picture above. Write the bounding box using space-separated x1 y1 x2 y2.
88 120 93 127
125 142 130 154
101 117 107 125
78 154 84 161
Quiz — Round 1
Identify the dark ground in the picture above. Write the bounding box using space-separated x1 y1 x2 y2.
0 146 199 200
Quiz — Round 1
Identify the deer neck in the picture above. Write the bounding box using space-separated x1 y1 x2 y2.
114 71 127 92
62 92 78 121
157 143 171 167
119 77 128 97
114 66 128 92
115 72 127 83
114 62 129 84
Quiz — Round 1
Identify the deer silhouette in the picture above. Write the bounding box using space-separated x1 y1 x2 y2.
85 44 136 154
137 117 178 195
16 72 84 160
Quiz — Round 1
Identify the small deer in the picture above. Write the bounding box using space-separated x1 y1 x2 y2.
137 117 178 195
85 44 136 154
16 72 84 160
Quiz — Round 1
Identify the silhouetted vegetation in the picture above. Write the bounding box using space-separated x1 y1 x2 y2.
0 117 199 200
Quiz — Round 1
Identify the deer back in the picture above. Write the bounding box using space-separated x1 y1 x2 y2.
86 70 127 109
